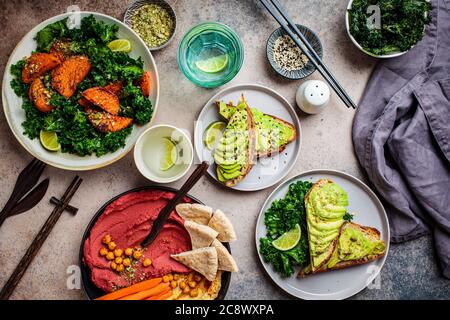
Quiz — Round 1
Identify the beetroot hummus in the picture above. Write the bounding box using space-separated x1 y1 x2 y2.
83 190 192 292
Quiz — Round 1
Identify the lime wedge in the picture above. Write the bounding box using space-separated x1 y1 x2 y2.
272 224 301 251
108 39 132 53
195 54 229 73
160 138 178 171
203 121 226 150
40 130 60 152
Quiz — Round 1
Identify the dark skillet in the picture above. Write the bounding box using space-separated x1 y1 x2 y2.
79 186 231 300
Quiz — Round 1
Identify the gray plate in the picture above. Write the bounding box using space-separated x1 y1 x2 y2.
194 84 301 191
255 169 390 300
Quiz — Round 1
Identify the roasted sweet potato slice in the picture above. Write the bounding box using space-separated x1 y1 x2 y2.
78 82 123 108
86 109 133 133
104 81 123 96
49 39 72 61
140 71 151 97
29 78 53 113
22 53 61 84
52 55 91 99
82 87 120 115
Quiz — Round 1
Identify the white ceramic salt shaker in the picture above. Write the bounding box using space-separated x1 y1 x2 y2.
296 80 330 114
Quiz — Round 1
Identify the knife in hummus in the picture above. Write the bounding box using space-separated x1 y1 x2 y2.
141 161 209 247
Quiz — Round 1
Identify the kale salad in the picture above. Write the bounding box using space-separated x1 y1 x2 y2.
10 15 153 157
259 181 313 277
348 0 432 56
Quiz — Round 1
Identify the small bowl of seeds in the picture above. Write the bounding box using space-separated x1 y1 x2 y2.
124 0 177 51
266 24 323 80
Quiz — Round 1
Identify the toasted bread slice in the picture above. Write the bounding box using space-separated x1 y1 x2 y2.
29 78 53 113
22 53 61 84
214 96 256 187
86 109 132 133
298 222 386 278
255 113 297 158
82 87 120 115
216 100 297 158
52 55 91 98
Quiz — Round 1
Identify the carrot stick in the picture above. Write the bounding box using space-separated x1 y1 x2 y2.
119 282 170 300
147 289 172 300
96 277 162 300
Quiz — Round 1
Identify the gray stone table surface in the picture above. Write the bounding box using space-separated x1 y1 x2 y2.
0 0 449 300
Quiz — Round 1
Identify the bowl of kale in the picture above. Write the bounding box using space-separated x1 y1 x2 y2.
3 12 159 170
345 0 432 58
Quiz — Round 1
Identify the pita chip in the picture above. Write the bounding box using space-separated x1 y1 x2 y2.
176 203 213 225
208 209 237 242
185 220 218 249
211 239 239 272
171 247 218 281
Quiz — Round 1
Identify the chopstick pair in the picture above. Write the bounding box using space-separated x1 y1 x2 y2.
0 176 83 300
260 0 357 109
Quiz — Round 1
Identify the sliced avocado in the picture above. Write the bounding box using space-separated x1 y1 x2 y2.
218 101 237 120
216 167 226 182
305 180 348 270
220 163 242 173
218 166 241 180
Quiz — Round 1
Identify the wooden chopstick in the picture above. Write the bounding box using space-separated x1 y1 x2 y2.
260 0 357 109
0 176 82 300
141 161 210 247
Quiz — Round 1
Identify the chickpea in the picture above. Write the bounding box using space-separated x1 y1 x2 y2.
179 282 186 289
108 242 116 251
190 289 199 297
116 264 124 272
124 248 133 256
168 274 174 281
114 249 123 257
170 281 177 289
99 247 108 256
188 281 197 288
122 258 131 267
187 273 194 282
143 258 152 267
162 275 170 283
173 274 180 281
183 286 190 294
194 275 202 282
106 252 115 260
115 257 123 265
133 250 142 260
110 262 117 270
102 235 111 244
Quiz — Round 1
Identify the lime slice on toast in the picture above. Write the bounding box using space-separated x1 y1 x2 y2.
160 138 178 171
272 224 301 251
203 121 226 150
195 54 229 73
40 131 60 152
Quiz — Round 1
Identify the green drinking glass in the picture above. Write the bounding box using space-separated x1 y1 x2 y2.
177 22 244 88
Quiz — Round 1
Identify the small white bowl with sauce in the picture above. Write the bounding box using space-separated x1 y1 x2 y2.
134 124 193 183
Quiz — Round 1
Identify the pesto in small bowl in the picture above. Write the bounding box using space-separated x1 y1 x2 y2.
124 0 177 51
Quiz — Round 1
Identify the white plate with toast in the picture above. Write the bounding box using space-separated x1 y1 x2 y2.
194 84 301 191
255 169 390 300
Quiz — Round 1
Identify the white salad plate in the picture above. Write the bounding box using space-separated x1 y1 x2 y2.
2 12 159 170
194 84 301 191
255 169 390 300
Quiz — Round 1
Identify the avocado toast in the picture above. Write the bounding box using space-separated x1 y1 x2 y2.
300 179 386 277
217 97 297 158
213 96 256 187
